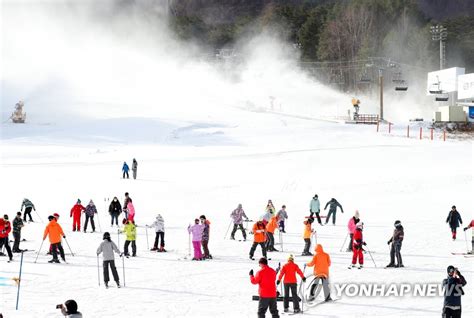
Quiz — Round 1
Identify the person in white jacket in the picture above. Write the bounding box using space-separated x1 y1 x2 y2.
97 232 121 288
150 214 166 252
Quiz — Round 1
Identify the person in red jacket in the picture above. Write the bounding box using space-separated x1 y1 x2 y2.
70 199 85 231
250 257 279 318
277 255 305 313
464 220 474 254
0 215 13 261
349 222 366 269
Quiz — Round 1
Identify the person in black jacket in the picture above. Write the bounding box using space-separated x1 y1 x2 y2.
12 212 25 253
386 220 404 268
446 206 463 240
442 265 466 318
324 198 344 225
108 197 122 227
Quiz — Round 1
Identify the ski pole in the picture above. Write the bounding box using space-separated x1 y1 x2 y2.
96 212 102 233
117 229 121 247
15 251 24 310
464 231 469 253
339 233 349 252
34 210 44 224
97 255 101 286
301 264 306 313
145 225 149 250
188 231 191 256
34 240 45 263
224 220 232 239
366 248 377 268
63 237 75 257
122 254 126 287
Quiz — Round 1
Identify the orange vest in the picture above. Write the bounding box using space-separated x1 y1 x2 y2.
307 244 331 278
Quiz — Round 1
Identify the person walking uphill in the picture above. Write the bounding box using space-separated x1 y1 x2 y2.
188 219 204 260
442 265 467 318
122 219 136 257
84 200 97 233
12 212 25 253
200 215 212 259
446 206 463 240
20 198 36 222
0 216 13 261
43 215 66 263
109 197 122 227
132 158 138 180
249 257 280 318
386 220 404 268
324 198 344 225
307 244 332 302
122 161 130 179
97 232 121 288
277 255 305 313
70 199 85 232
230 204 249 240
250 221 267 260
309 194 323 225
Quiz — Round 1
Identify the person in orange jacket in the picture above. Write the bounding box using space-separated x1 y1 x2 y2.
249 257 279 318
302 216 315 256
70 199 85 232
266 216 279 252
277 254 305 313
306 244 332 302
43 215 66 263
249 221 267 260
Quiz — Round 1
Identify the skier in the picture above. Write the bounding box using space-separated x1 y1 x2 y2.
266 215 279 252
346 211 360 252
122 161 130 179
47 213 61 256
132 158 138 180
123 192 132 220
446 206 463 240
58 299 83 317
108 197 122 227
276 205 288 233
306 244 333 301
249 257 279 318
121 219 136 257
277 254 305 313
126 200 135 222
150 214 166 252
12 212 25 253
0 215 13 261
200 215 212 259
463 220 474 254
302 217 314 256
83 200 97 233
230 204 249 240
188 218 204 260
20 198 36 222
349 222 366 269
70 199 85 232
249 220 267 260
97 232 121 288
309 194 323 225
442 265 467 318
43 215 66 263
386 220 404 268
324 198 344 225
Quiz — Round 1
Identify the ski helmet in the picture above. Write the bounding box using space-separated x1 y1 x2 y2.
394 220 401 227
447 265 455 274
48 215 54 221
103 232 111 240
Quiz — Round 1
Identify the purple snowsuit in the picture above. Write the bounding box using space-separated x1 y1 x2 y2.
188 224 204 259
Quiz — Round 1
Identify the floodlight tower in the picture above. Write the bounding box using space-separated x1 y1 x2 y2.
430 25 448 70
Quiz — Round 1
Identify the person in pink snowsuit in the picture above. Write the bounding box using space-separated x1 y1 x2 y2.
188 219 204 260
127 202 135 222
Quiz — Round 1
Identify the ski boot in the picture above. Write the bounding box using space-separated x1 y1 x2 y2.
249 255 255 260
116 281 121 288
395 264 404 268
385 263 395 268
358 265 363 269
150 247 158 251
105 282 109 288
159 247 167 252
294 308 301 314
348 264 356 269
283 308 289 313
48 259 60 263
230 236 235 240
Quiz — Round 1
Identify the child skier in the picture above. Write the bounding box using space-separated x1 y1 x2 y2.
43 215 66 263
97 232 121 288
446 206 463 240
12 212 25 253
386 220 404 268
83 200 97 233
20 198 36 222
302 217 314 256
70 199 85 232
276 205 288 233
346 211 360 252
324 198 344 225
0 215 13 261
349 222 366 269
150 214 166 252
200 215 212 259
122 219 136 257
266 215 279 252
249 220 267 260
277 254 305 313
307 244 332 302
230 204 249 240
188 218 204 260
463 220 474 254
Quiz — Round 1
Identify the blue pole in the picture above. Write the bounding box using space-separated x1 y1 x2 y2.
16 251 25 310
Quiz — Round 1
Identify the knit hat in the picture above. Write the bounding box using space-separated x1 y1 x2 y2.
288 254 294 262
258 257 268 265
77 199 81 204
89 200 94 205
64 300 78 314
354 210 360 218
48 215 54 221
53 213 60 218
16 212 22 216
3 214 8 220
447 265 455 274
103 232 111 240
394 220 401 227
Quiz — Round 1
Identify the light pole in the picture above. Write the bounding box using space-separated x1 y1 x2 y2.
379 68 384 121
430 25 448 70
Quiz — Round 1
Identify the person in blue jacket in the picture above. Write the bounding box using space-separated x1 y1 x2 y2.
122 162 130 179
442 265 466 318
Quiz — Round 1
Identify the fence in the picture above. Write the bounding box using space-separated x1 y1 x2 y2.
376 122 447 141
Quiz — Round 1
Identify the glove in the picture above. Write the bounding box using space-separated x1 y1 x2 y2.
464 227 468 231
120 253 124 257
387 240 391 245
63 235 66 239
249 269 254 276
363 242 367 246
276 280 281 285
302 277 306 282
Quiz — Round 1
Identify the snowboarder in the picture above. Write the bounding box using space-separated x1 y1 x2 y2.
386 220 404 268
276 205 288 233
349 222 366 269
200 215 212 259
266 215 279 252
188 218 204 260
324 198 344 225
121 219 136 257
58 299 83 317
83 200 97 233
70 199 85 232
446 206 463 240
122 161 130 179
442 265 467 318
463 220 474 254
307 244 333 301
346 211 360 252
123 193 132 220
249 220 267 260
309 194 323 225
108 197 122 227
12 212 25 253
21 198 36 222
249 257 279 318
277 254 305 313
43 215 66 263
0 215 13 261
97 232 121 288
302 217 314 256
230 204 249 240
150 214 166 252
132 158 138 180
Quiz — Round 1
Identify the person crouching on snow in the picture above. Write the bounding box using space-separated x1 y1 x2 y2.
188 218 204 260
97 232 121 288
